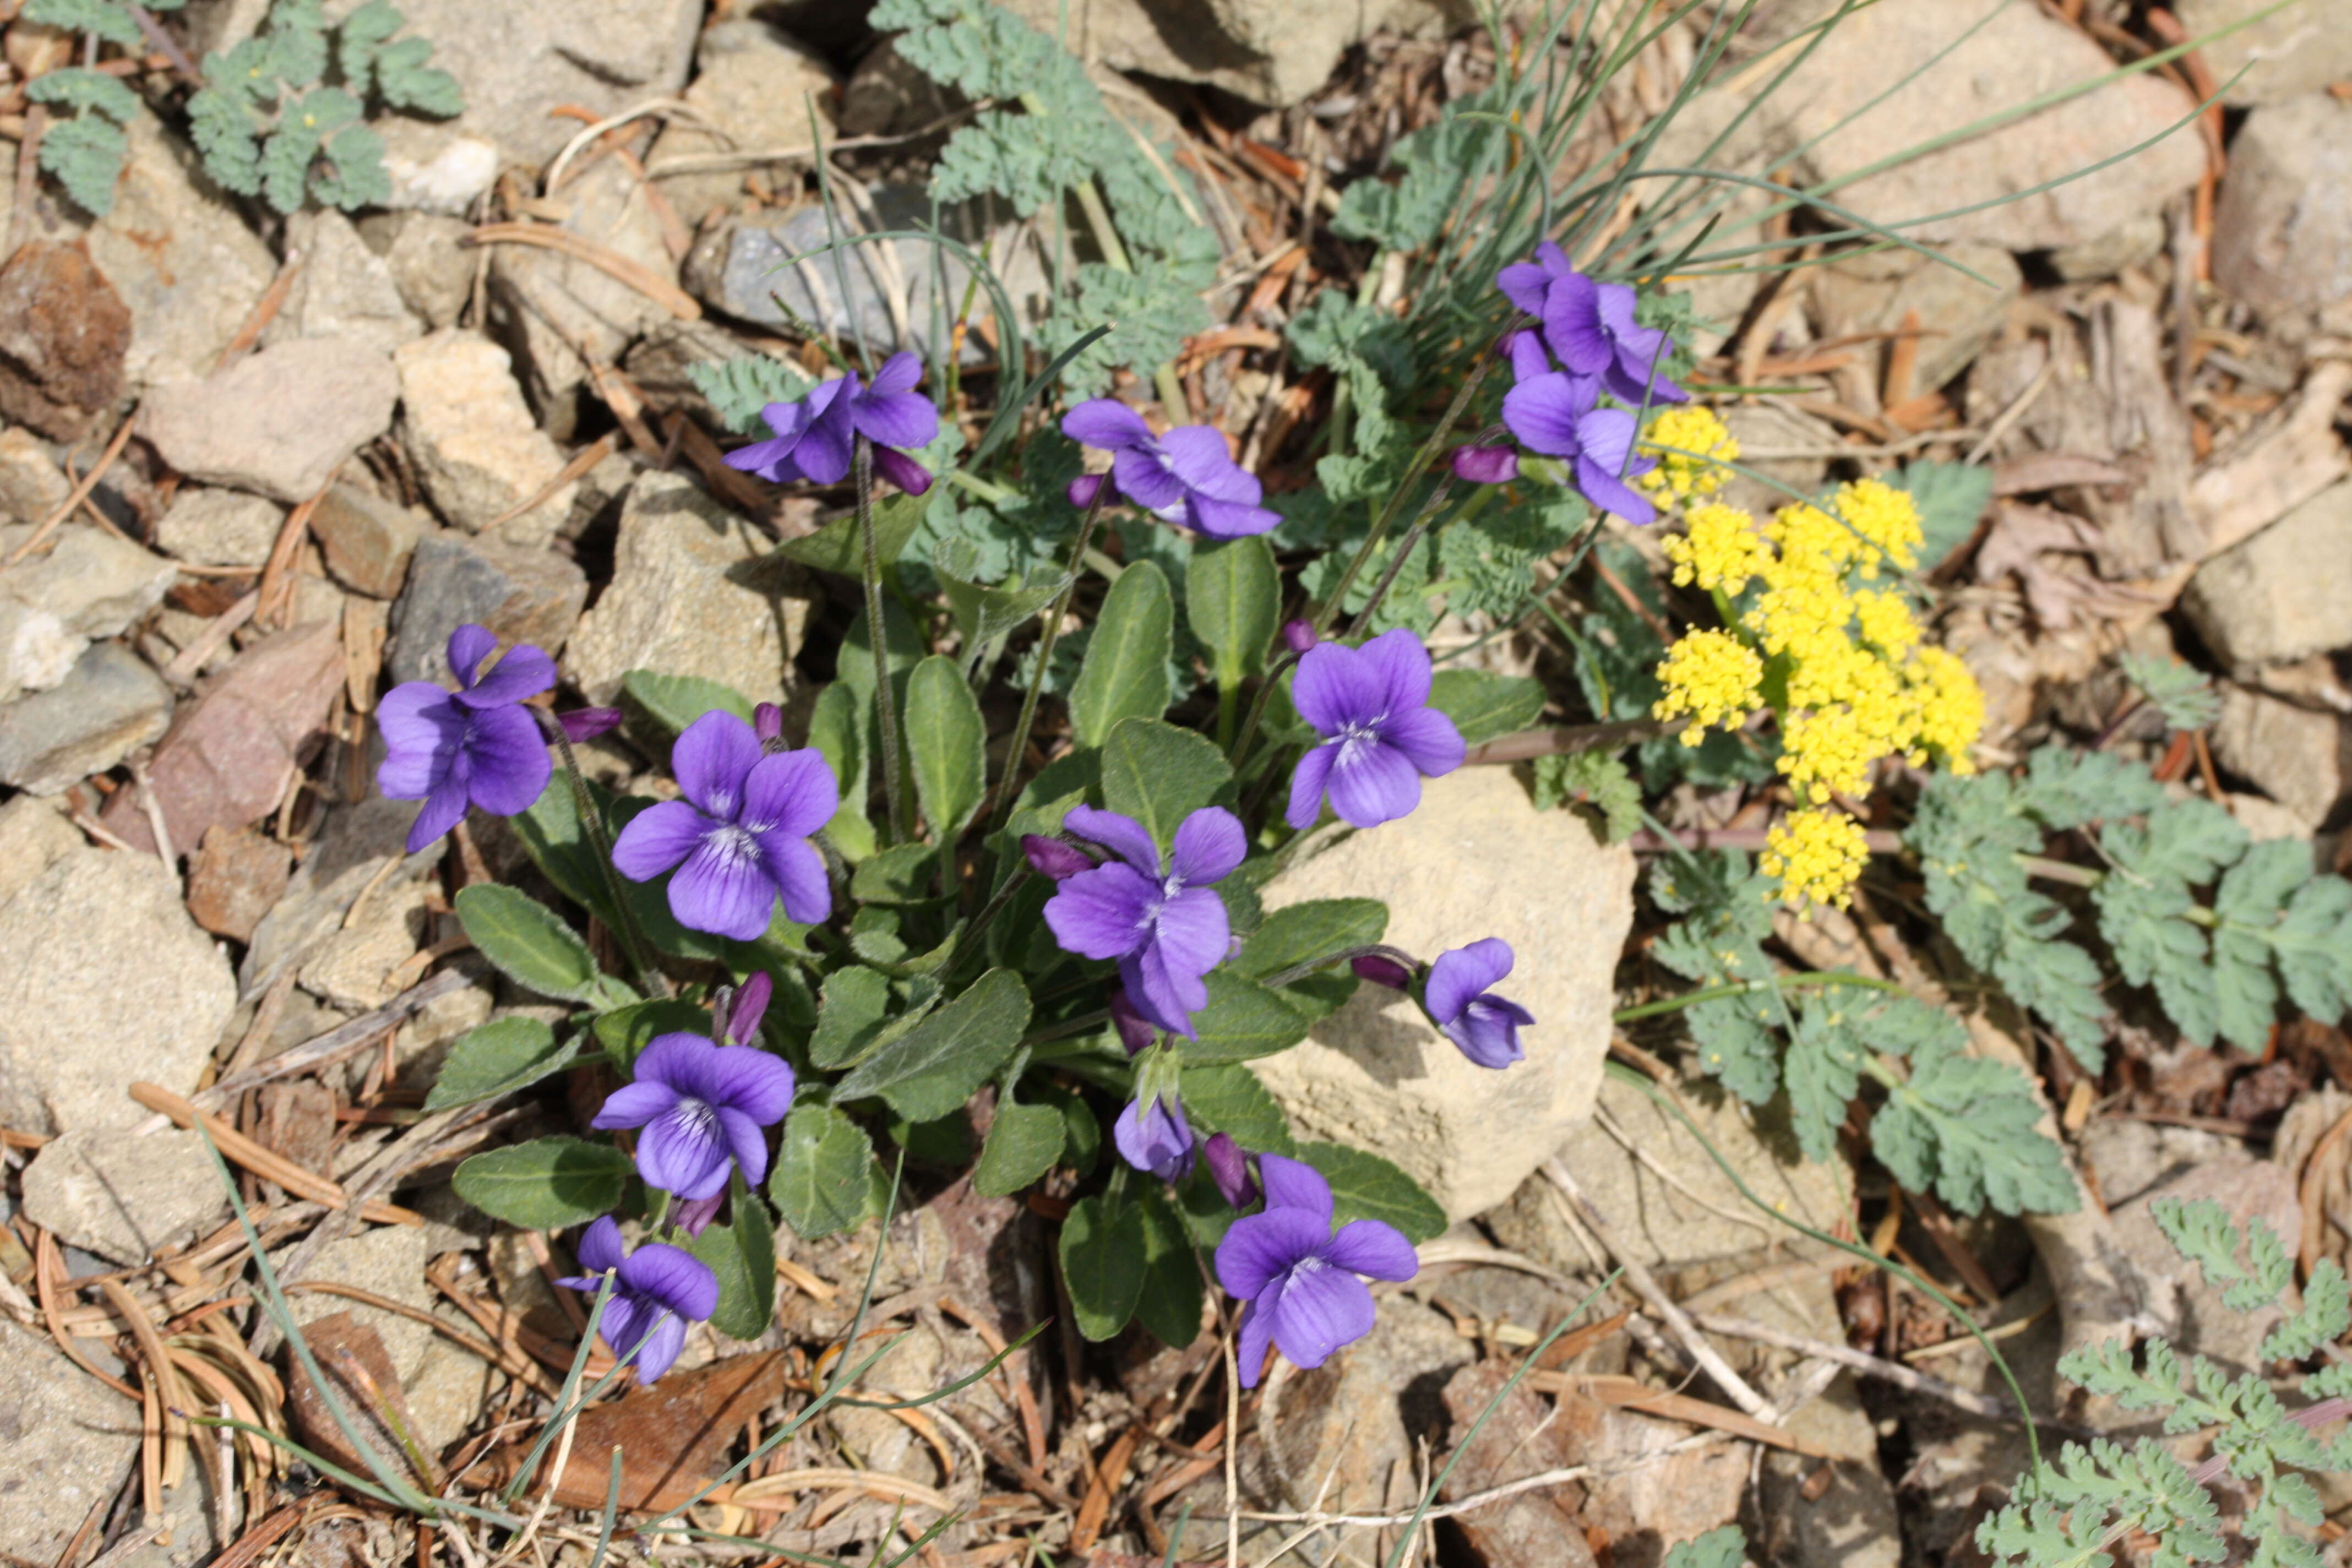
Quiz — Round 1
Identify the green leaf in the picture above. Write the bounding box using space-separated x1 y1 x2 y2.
886 1109 973 1166
1040 1081 1101 1179
831 968 1030 1121
454 884 620 1007
35 111 128 217
1134 1184 1204 1348
808 965 895 1070
1177 1064 1295 1156
688 1183 777 1341
1872 1026 2076 1217
1893 460 1992 574
453 1136 633 1229
512 773 617 923
1235 899 1387 982
808 679 865 798
1663 1527 1749 1568
905 655 987 841
773 491 927 577
1186 536 1280 683
973 1099 1065 1196
1177 972 1310 1065
424 1017 578 1110
849 843 940 906
1427 668 1545 746
1059 1194 1147 1341
2117 650 2222 734
1098 717 1233 853
1531 751 1643 843
935 540 1061 671
1298 1142 1446 1243
590 999 711 1071
620 669 754 736
1069 561 1173 748
769 1103 883 1240
25 0 144 47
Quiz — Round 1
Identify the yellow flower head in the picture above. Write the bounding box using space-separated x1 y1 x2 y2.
1761 808 1871 913
1853 589 1922 658
1662 503 1772 595
1653 629 1763 744
1637 406 1739 504
1832 478 1924 578
1904 644 1984 772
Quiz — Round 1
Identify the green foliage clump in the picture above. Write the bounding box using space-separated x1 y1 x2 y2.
24 65 140 216
187 0 460 214
1532 750 1643 844
1908 747 2352 1069
2119 649 2223 734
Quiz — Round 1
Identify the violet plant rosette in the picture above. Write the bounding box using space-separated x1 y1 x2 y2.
1496 241 1689 407
591 1031 796 1201
1042 804 1247 1038
1497 330 1660 527
611 710 839 941
1424 938 1535 1069
1061 399 1281 539
1286 628 1466 831
556 1216 718 1384
1214 1154 1418 1386
376 623 556 854
725 351 942 495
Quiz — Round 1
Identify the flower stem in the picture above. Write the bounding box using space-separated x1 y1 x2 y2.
855 434 907 846
536 709 668 1000
985 477 1113 832
1226 647 1304 777
1611 970 1903 1023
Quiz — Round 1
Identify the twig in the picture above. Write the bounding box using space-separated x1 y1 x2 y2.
1686 1310 2022 1422
127 1081 423 1225
211 249 305 372
8 412 137 567
160 591 259 686
464 224 701 320
485 433 614 528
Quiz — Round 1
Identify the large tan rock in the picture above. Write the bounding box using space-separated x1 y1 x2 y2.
0 1319 139 1566
2175 0 2352 107
2211 94 2352 313
394 329 577 547
1247 768 1634 1222
647 20 839 227
2182 478 2352 670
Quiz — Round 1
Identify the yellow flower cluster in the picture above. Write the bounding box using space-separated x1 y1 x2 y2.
1761 809 1871 912
1637 407 1739 504
1645 465 1985 912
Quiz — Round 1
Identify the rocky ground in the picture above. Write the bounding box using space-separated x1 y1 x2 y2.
3 1 2351 1566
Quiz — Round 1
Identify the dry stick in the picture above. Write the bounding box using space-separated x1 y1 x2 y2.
7 105 43 257
485 432 616 528
160 591 260 685
8 411 138 567
1539 1158 1776 1422
464 224 701 319
128 1082 423 1225
1686 1311 2021 1422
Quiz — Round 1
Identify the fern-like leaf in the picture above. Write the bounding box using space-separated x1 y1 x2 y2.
689 355 817 434
2120 650 2224 734
32 104 129 215
24 0 143 47
1531 750 1643 843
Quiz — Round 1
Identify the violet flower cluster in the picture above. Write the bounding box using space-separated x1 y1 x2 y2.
725 351 942 496
556 1216 716 1384
1215 1155 1418 1387
1061 400 1281 539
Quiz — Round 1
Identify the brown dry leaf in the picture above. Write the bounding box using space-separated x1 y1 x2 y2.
186 823 294 941
285 1312 439 1489
1436 1362 1602 1568
471 1349 787 1513
1975 501 2166 631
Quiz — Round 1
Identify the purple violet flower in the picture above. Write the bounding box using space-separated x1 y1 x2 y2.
1108 988 1158 1056
724 352 941 495
376 623 556 854
1202 1133 1259 1210
1215 1154 1418 1387
1285 629 1465 832
1022 834 1097 881
721 972 772 1046
1351 954 1413 990
1500 331 1659 526
1496 242 1687 409
1042 804 1246 1038
1280 619 1317 656
1061 400 1280 540
1114 1090 1195 1181
670 1194 724 1238
611 710 839 940
558 706 624 743
753 702 786 745
1425 939 1534 1069
591 1031 796 1200
1450 444 1519 484
555 1216 718 1384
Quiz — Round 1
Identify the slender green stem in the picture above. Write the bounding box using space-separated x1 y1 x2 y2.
2017 853 2103 889
944 863 1033 982
856 435 907 846
985 478 1113 830
1612 970 1902 1023
1226 644 1304 777
1215 679 1239 752
538 709 667 1000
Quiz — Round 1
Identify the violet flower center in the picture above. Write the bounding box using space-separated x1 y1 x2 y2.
673 1096 718 1141
706 823 758 864
1336 716 1386 760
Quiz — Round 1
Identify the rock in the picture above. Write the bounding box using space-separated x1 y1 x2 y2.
239 798 443 997
2080 1118 2237 1208
2112 1156 2302 1376
85 114 276 393
1697 0 2203 251
1433 1360 1604 1568
375 0 700 169
280 1224 440 1380
2182 479 2352 669
486 158 679 437
300 876 433 1012
0 1318 137 1566
99 619 349 857
186 824 295 943
394 330 579 546
562 472 808 709
1257 1294 1471 1516
827 1324 945 1484
388 956 494 1091
2212 94 2352 313
1245 768 1634 1222
1809 244 2022 396
836 37 959 138
649 20 839 227
20 1126 226 1265
155 487 284 568
373 117 503 216
0 426 72 524
261 209 424 360
2211 684 2346 831
1757 1414 1903 1568
0 640 172 795
0 835 236 1135
141 337 400 504
2050 214 2169 282
358 211 476 330
0 238 130 441
0 795 80 907
309 483 429 598
2176 0 2352 106
0 520 176 702
388 531 589 686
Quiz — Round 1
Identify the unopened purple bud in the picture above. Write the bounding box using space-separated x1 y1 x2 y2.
558 706 624 743
1022 834 1094 880
1067 472 1114 510
1451 445 1519 485
672 1193 724 1238
1352 954 1413 990
1202 1133 1259 1210
1281 619 1317 656
726 972 773 1045
872 445 934 497
1109 988 1158 1057
753 702 785 744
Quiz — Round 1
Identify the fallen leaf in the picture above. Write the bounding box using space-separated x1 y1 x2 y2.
285 1311 439 1489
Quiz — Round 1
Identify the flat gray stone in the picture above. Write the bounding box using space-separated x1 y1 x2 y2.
2184 478 2352 669
388 531 587 686
2212 94 2352 314
2212 684 2347 832
155 486 282 568
0 520 175 702
141 337 399 504
262 208 423 360
646 19 839 227
2176 0 2352 106
309 482 428 598
20 1126 225 1265
0 639 172 795
0 1318 138 1567
394 329 577 546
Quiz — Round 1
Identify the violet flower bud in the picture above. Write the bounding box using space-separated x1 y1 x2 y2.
753 702 785 744
1068 472 1114 510
1281 619 1317 656
671 1193 724 1238
1202 1133 1259 1210
558 706 624 743
1108 988 1158 1057
1022 834 1094 880
1352 954 1413 990
726 972 773 1046
1451 445 1520 485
